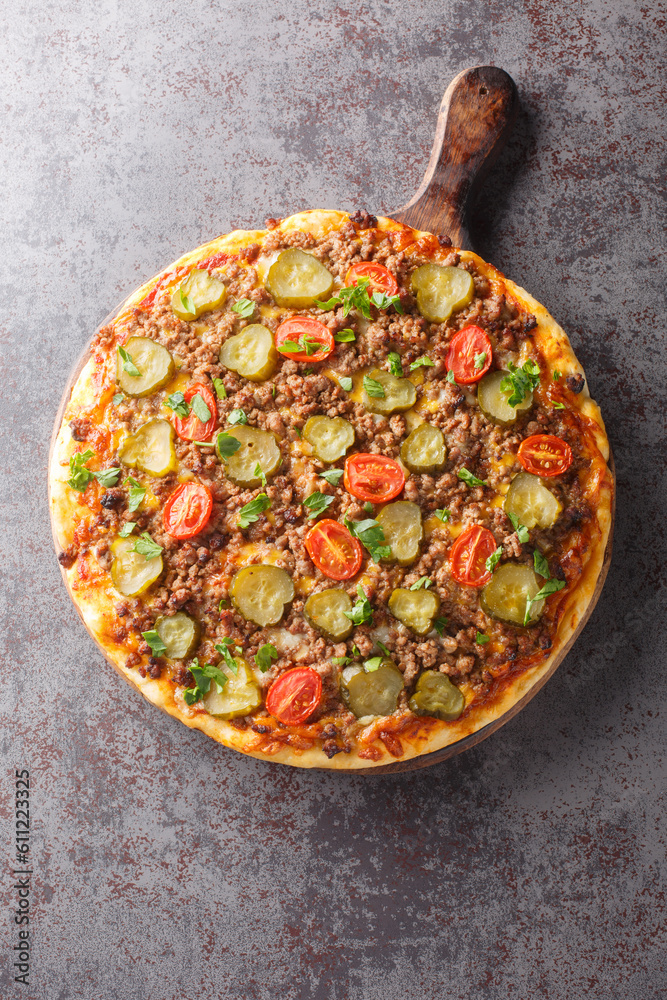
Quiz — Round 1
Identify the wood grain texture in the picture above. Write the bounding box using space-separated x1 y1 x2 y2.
393 65 518 249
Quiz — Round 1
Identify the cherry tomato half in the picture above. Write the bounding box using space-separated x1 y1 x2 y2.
445 325 493 384
163 483 213 539
449 524 498 588
345 262 399 297
266 667 323 725
305 519 363 581
344 454 406 503
518 434 573 477
173 382 217 442
275 317 334 363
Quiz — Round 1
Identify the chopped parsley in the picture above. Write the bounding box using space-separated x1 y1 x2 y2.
446 370 458 385
409 356 435 371
433 616 449 636
363 501 374 513
362 374 385 398
176 290 196 317
253 463 268 488
320 468 344 486
507 511 529 544
183 659 229 705
344 517 391 563
387 352 403 376
435 508 451 522
238 493 271 528
112 392 124 405
303 491 335 519
457 467 487 488
214 638 239 675
370 291 403 313
524 578 566 625
118 522 136 538
278 335 322 356
334 328 356 343
343 585 373 626
331 655 351 667
500 360 541 407
228 408 247 426
191 393 212 423
315 278 373 319
66 450 120 492
553 401 566 410
255 643 278 673
132 533 163 561
213 377 227 399
338 376 353 392
474 351 487 370
410 577 432 590
485 546 503 574
117 345 141 377
215 432 242 459
533 549 551 579
125 477 146 512
142 630 166 656
231 298 255 318
476 631 490 645
553 370 562 381
165 391 190 418
363 656 383 672
376 641 391 657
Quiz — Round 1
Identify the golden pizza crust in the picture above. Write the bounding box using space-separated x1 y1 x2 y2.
49 210 614 770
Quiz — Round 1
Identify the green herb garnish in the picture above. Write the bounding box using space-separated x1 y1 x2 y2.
255 643 278 673
238 493 271 528
485 546 503 574
331 655 351 667
231 298 255 318
213 377 227 399
177 290 196 317
433 616 449 636
320 468 344 486
117 346 141 377
457 467 487 488
253 463 267 488
303 491 335 519
410 577 432 590
132 532 163 560
533 549 550 579
338 376 353 392
343 585 374 625
500 360 541 407
523 578 566 625
344 517 391 563
553 370 561 381
228 408 247 425
474 351 487 370
362 374 385 398
125 476 146 512
142 630 166 656
118 522 136 538
215 432 242 459
434 508 451 522
553 401 566 410
334 328 356 343
446 370 458 386
112 392 124 405
387 352 403 376
165 391 190 418
183 659 228 705
363 656 383 672
476 631 490 645
409 356 435 371
215 638 239 675
507 511 529 544
191 393 212 423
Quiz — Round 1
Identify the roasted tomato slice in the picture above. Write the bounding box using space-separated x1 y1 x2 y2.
518 434 573 477
305 519 363 581
163 483 213 539
266 667 323 725
275 317 334 363
345 261 399 297
449 524 498 588
445 325 493 383
344 454 406 503
173 382 217 442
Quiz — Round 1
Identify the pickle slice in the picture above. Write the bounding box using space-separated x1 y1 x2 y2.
219 324 278 382
477 370 533 425
118 419 177 477
480 562 544 626
363 368 417 415
171 269 227 319
116 336 175 397
230 565 294 626
203 657 261 719
303 415 355 463
222 426 281 487
110 536 162 597
376 502 423 565
409 670 465 721
154 612 201 659
410 264 474 323
388 587 440 636
504 472 562 530
400 422 446 473
341 660 403 719
265 249 334 308
303 589 353 640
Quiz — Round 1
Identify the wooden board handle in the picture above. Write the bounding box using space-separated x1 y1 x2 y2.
393 66 518 249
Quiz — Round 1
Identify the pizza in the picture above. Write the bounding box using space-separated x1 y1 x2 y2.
49 209 614 770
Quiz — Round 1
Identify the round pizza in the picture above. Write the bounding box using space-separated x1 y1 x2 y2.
49 209 614 770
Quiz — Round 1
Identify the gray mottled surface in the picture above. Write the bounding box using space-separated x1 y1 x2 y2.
1 1 666 997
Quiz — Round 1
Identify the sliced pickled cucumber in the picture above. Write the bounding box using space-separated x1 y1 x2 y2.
400 423 446 473
376 502 423 565
341 660 404 719
388 588 440 636
303 589 353 640
477 370 533 425
303 415 355 463
230 565 294 626
154 612 201 659
409 670 465 721
219 324 278 382
480 562 544 626
410 264 474 323
118 419 177 477
363 368 417 415
265 249 334 308
116 336 175 397
504 472 562 530
203 657 261 719
110 536 162 597
222 426 281 487
171 269 227 319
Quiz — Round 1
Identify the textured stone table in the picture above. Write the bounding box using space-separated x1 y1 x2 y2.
1 2 665 997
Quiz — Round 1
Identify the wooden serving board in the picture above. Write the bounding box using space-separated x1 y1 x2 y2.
50 65 615 775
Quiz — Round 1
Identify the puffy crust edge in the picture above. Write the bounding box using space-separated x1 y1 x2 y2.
49 210 614 770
